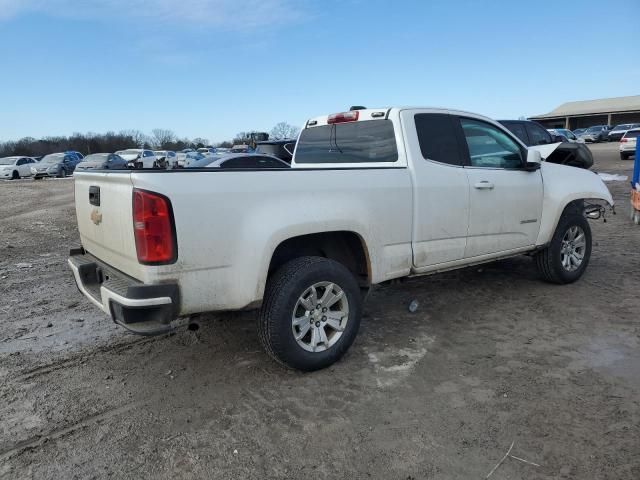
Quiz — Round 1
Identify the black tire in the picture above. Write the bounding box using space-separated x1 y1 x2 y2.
58 168 67 178
535 212 592 284
620 152 630 160
33 176 43 180
11 170 19 180
258 256 362 371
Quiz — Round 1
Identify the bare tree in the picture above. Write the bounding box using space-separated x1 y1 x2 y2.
151 129 176 149
121 129 147 148
270 122 300 140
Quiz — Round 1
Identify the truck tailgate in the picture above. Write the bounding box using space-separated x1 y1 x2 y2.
74 172 143 280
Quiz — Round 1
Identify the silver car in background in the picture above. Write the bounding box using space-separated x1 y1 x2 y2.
31 152 81 179
75 153 128 171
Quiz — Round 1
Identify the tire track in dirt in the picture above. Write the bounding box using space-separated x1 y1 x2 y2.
0 401 143 461
9 335 163 382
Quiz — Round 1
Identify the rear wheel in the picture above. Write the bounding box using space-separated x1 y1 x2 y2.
620 152 630 160
535 212 592 284
58 168 67 178
11 170 19 180
258 256 362 371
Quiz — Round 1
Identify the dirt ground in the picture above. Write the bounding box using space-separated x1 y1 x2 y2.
1 143 639 479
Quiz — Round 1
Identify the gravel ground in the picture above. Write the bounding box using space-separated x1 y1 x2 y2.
1 143 639 479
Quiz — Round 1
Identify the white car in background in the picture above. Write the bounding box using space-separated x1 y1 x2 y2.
0 156 37 179
619 128 639 159
115 149 157 169
153 150 177 169
197 147 217 156
181 152 211 168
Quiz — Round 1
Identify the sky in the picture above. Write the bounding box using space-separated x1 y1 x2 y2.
1 0 639 144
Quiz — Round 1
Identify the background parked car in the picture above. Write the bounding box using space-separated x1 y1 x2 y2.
206 153 291 169
181 151 210 168
619 128 639 159
499 119 593 169
547 128 584 143
572 128 587 136
607 123 640 142
0 156 37 179
115 149 157 169
75 153 128 171
31 152 81 178
197 147 217 156
254 139 297 163
578 125 611 143
66 150 84 161
153 150 177 169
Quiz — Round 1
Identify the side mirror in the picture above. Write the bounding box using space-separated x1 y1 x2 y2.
524 149 542 171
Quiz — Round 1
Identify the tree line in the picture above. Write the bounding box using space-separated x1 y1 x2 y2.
0 123 300 157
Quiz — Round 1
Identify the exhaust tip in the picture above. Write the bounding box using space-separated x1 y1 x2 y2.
187 320 200 332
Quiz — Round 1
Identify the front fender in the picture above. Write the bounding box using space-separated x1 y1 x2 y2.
536 162 614 245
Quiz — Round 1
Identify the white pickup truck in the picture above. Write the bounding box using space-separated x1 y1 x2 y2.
69 107 613 371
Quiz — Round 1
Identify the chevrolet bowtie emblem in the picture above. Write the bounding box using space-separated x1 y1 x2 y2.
91 209 102 225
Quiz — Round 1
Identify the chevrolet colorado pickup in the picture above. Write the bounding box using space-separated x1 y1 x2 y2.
69 107 613 371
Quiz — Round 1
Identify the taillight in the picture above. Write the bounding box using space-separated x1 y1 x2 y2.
132 189 176 264
327 111 359 124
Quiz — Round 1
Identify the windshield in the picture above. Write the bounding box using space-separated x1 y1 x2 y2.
586 126 603 133
0 157 17 165
612 124 631 131
625 130 640 139
41 154 64 164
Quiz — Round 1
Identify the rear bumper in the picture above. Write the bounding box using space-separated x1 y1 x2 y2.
68 248 181 335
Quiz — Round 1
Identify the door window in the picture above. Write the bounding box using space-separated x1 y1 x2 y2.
460 118 523 169
501 121 529 145
526 123 553 145
17 158 26 166
414 113 464 166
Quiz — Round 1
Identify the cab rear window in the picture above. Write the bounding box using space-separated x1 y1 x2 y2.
295 120 398 163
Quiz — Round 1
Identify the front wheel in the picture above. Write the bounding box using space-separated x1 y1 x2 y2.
11 170 19 180
258 256 362 371
620 152 630 160
535 212 592 284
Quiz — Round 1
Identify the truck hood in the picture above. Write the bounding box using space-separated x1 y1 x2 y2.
529 142 562 160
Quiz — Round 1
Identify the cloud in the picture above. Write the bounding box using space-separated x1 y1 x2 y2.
0 0 305 29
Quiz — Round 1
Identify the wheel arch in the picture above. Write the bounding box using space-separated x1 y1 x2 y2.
265 231 372 292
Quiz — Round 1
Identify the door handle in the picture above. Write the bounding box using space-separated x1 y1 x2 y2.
474 181 494 190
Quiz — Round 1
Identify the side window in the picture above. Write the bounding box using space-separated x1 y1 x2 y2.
414 113 464 166
502 122 529 145
526 123 553 145
460 118 523 169
17 158 25 166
